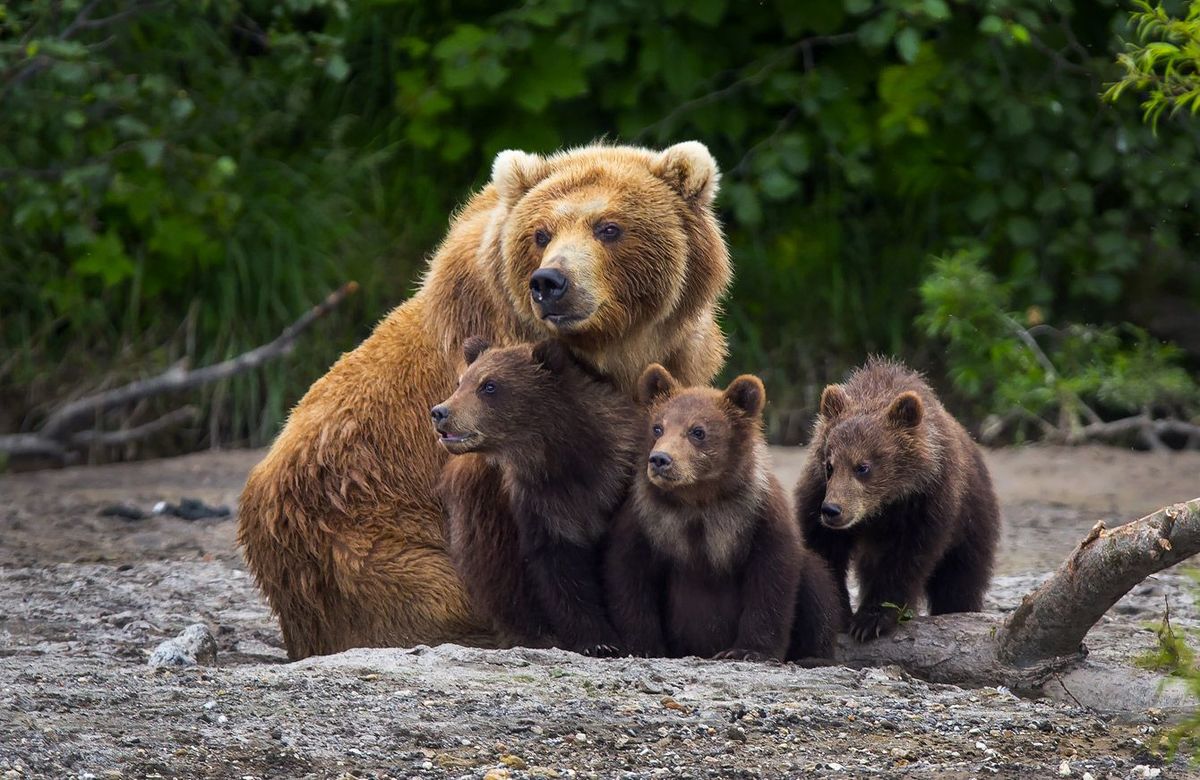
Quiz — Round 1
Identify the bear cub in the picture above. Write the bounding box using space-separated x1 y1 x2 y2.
432 337 637 656
606 364 841 662
795 356 1000 642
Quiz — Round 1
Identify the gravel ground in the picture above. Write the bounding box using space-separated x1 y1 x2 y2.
1 445 1199 778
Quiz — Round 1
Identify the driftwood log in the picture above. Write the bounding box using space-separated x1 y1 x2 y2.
0 282 358 463
829 498 1200 695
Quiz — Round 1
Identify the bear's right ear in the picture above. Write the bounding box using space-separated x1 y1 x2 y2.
637 363 678 406
651 141 720 207
491 149 550 205
887 391 924 429
531 339 570 374
819 384 849 421
462 336 490 366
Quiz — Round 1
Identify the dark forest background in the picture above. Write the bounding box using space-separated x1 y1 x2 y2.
2 0 1198 460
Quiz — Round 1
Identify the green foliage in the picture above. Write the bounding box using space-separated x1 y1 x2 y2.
1106 0 1200 129
2 0 1199 449
920 250 1200 442
880 601 916 623
1135 578 1200 762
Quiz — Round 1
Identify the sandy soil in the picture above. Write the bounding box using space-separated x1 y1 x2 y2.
1 445 1198 779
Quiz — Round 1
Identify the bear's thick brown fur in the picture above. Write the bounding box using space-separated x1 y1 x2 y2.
238 142 731 659
433 337 638 655
795 356 1000 642
606 365 841 662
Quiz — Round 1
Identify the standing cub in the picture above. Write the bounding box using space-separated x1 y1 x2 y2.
607 365 840 662
795 356 1000 642
433 337 636 656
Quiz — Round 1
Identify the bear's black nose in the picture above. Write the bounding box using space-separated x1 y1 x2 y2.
530 268 568 303
820 502 842 519
648 452 673 471
430 405 450 424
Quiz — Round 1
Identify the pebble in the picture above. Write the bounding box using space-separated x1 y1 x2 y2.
483 770 510 780
500 755 527 770
1058 759 1071 776
148 624 217 668
726 726 747 743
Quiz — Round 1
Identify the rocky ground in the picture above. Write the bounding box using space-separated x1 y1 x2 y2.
1 445 1199 778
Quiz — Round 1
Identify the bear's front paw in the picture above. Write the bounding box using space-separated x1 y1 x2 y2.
849 608 900 642
712 648 772 663
581 643 622 658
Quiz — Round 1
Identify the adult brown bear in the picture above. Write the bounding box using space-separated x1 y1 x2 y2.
237 142 732 659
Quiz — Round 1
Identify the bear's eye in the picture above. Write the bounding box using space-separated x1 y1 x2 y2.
480 380 497 395
825 461 833 479
855 463 871 477
652 424 663 438
533 229 551 248
689 426 706 441
595 222 622 242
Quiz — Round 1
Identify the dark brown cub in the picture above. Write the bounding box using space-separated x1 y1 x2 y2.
795 356 1001 642
606 364 841 662
433 337 637 656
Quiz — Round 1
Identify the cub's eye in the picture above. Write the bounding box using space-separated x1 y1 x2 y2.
480 380 497 395
855 463 871 476
825 461 833 479
595 222 622 242
652 424 663 438
534 229 551 248
689 426 706 441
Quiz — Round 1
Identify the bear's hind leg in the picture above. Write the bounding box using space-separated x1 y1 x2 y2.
925 538 992 615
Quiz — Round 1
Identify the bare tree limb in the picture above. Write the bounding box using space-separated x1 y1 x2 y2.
830 499 1200 694
40 281 358 440
0 282 358 462
998 498 1200 665
1066 414 1200 446
70 405 198 448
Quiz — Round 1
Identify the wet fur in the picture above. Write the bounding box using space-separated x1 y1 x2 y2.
237 143 732 659
606 367 841 661
795 356 1001 642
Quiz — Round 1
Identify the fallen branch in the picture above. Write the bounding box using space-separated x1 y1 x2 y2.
1067 414 1200 448
0 282 358 462
832 498 1200 693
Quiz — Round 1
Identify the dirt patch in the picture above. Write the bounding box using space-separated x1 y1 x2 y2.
1 446 1198 778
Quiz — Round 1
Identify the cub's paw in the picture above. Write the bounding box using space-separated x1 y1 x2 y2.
581 643 623 658
849 609 899 642
712 648 772 663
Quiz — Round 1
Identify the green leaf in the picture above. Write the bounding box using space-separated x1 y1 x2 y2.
896 27 921 65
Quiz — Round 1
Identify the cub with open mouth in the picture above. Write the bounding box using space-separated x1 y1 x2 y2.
432 336 638 656
605 365 841 662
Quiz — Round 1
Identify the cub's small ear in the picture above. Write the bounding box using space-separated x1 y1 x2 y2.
462 336 490 366
819 385 849 421
491 149 550 205
887 391 924 429
531 339 570 374
724 375 766 417
652 141 720 206
637 363 678 406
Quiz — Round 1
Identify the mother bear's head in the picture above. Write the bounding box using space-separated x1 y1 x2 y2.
487 142 731 354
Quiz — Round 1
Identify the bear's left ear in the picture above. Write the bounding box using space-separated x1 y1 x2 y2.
723 375 766 417
492 149 550 205
531 339 570 374
887 391 924 429
652 141 720 207
462 336 490 366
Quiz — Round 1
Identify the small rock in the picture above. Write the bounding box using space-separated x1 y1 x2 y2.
725 725 747 743
99 504 146 520
483 770 510 780
1058 759 1071 776
1131 768 1161 779
661 696 687 712
148 624 218 668
500 755 527 770
1082 773 1095 780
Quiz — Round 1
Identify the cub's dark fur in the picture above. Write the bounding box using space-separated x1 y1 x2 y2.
795 356 1001 642
433 337 637 655
606 365 840 662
